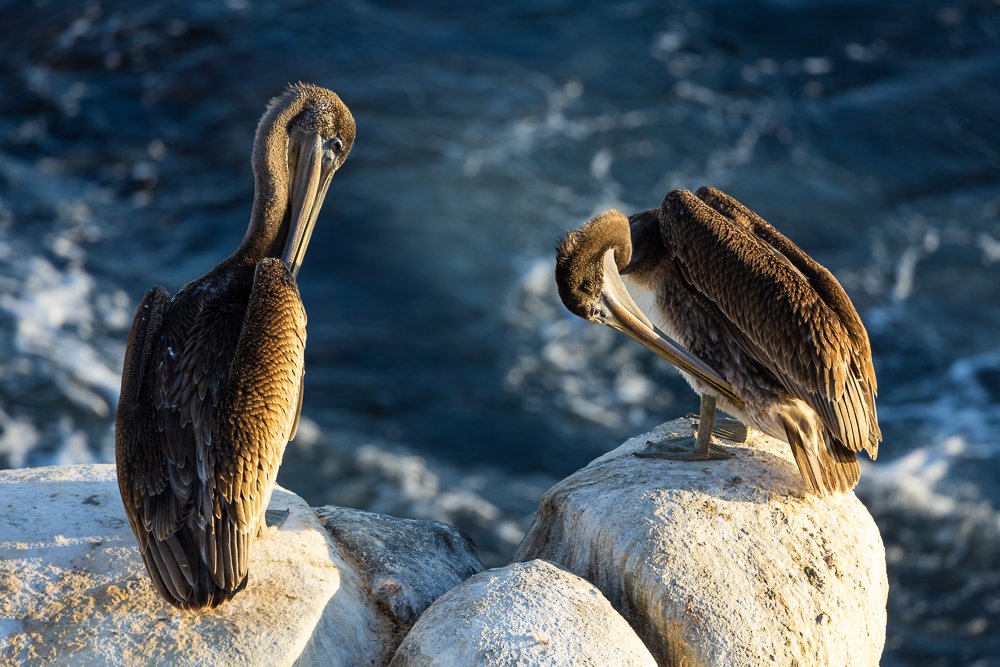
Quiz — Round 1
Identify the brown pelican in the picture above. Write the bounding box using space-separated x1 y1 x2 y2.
555 187 880 495
114 83 355 608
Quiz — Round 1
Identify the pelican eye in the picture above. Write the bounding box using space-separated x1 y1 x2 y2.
322 137 343 166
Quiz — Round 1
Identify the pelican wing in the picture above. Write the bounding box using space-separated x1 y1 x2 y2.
147 284 245 602
115 287 169 547
695 186 880 456
116 285 203 605
203 258 306 592
660 189 879 458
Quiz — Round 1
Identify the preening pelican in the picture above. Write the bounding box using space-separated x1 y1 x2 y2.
115 83 355 608
555 187 880 495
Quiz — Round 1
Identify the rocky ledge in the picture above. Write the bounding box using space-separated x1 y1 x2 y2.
0 465 482 666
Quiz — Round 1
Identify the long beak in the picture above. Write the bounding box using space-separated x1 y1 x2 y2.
282 131 337 277
598 250 744 407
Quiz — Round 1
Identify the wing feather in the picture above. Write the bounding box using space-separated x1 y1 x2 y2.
660 189 879 456
696 186 880 457
116 286 171 541
201 258 306 590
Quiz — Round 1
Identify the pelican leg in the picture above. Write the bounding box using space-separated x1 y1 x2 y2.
635 395 734 460
685 413 748 443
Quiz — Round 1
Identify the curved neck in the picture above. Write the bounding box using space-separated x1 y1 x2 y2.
621 209 664 278
587 212 633 271
230 90 314 264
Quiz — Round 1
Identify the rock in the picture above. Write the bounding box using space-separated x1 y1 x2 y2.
314 506 483 643
0 465 483 667
513 418 888 667
0 464 372 665
389 559 657 667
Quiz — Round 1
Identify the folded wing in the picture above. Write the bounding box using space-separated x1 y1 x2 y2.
660 189 880 460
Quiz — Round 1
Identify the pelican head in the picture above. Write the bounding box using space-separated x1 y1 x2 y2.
555 208 737 399
247 83 356 277
555 210 634 324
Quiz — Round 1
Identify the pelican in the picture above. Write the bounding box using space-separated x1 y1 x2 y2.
555 187 880 495
114 83 355 608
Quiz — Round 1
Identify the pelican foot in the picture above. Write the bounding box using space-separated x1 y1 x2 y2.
634 436 735 461
684 414 748 443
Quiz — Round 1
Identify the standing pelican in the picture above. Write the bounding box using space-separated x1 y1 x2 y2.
115 83 355 608
555 187 880 495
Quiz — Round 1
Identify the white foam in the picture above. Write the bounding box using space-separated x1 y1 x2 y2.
0 160 131 468
320 438 551 565
0 254 126 417
863 436 964 518
0 409 40 468
502 256 676 432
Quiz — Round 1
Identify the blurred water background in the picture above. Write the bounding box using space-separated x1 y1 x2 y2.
1 0 999 663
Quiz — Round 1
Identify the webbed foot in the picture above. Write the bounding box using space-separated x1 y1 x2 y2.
635 435 734 460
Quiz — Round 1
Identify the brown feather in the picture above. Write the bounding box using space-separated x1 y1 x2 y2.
660 190 880 461
696 186 880 452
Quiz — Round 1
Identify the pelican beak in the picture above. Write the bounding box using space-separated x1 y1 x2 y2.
282 131 340 277
597 249 741 404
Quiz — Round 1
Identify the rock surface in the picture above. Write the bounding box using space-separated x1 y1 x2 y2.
513 418 889 667
0 465 483 666
315 506 483 645
389 559 656 667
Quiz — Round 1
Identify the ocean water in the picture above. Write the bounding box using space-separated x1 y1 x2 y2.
1 0 999 663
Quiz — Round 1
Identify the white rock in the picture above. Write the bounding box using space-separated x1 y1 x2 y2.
513 418 888 667
389 559 657 667
0 465 480 666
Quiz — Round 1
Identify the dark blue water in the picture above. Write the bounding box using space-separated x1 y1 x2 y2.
1 1 999 663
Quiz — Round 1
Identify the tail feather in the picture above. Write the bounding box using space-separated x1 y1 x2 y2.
866 398 882 461
140 522 249 610
145 536 190 603
779 406 860 496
